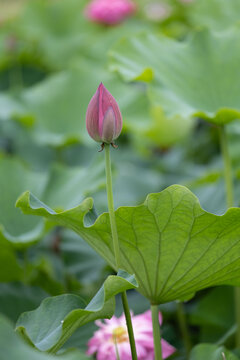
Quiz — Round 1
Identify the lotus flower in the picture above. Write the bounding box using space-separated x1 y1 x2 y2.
87 310 176 360
86 83 122 144
85 0 136 25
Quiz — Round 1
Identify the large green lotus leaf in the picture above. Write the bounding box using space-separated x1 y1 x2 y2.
0 316 89 360
190 344 238 360
110 28 240 124
0 156 104 246
188 0 240 31
16 270 137 353
17 184 240 304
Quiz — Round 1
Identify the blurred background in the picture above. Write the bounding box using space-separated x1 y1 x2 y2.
0 0 240 358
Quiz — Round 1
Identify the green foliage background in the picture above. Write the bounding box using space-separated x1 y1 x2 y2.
1 0 240 359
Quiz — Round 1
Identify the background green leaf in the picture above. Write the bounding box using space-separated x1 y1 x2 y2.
0 156 104 245
16 270 137 353
60 229 105 284
19 63 165 147
0 315 89 360
0 157 47 245
188 0 240 31
0 283 47 322
189 286 235 344
110 28 240 124
190 343 238 360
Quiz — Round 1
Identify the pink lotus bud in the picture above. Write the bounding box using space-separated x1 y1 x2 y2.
84 0 136 25
86 83 122 144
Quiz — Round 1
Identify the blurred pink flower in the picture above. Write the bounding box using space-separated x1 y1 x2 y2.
84 0 136 25
87 310 176 360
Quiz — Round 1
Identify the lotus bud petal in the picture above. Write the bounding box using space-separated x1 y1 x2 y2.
86 83 122 144
84 0 137 25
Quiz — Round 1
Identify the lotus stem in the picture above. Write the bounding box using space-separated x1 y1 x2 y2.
151 304 163 360
104 143 138 360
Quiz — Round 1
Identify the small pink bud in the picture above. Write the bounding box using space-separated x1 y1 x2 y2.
86 83 122 144
84 0 136 25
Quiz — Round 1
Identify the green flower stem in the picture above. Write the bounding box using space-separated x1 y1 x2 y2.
218 125 240 347
104 144 121 268
104 143 138 360
176 302 192 358
151 304 163 360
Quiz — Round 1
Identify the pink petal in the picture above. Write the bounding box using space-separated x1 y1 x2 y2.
161 339 176 359
102 107 116 143
86 86 102 142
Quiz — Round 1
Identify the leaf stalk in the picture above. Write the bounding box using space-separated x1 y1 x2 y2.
151 304 163 360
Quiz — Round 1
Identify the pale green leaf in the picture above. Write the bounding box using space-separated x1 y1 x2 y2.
188 0 240 31
110 28 240 124
17 185 240 304
16 270 137 353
